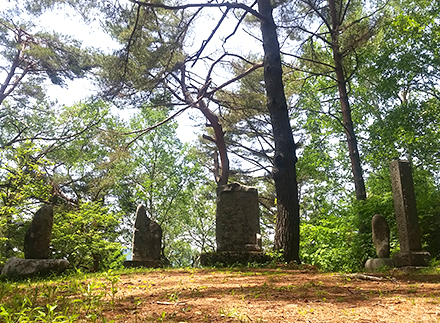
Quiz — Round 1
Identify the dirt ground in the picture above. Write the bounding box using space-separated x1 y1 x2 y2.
97 265 440 322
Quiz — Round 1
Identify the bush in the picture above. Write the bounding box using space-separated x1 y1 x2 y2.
51 202 125 272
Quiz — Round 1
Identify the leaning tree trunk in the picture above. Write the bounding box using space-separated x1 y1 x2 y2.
178 65 230 186
328 0 366 201
258 0 300 263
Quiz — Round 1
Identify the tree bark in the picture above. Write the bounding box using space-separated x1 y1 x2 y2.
328 0 366 200
258 0 300 263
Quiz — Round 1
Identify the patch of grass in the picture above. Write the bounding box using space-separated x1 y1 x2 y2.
219 307 252 322
0 269 123 322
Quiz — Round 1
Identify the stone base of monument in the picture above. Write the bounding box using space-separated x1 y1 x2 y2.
1 257 70 278
200 251 271 267
393 251 431 267
365 258 395 271
123 260 163 268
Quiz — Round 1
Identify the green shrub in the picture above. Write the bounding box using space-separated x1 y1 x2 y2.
51 202 125 272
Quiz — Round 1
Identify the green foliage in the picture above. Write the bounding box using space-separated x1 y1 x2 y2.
112 107 215 266
0 143 52 263
51 202 125 272
300 212 371 272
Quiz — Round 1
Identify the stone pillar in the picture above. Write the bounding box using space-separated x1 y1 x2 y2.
372 214 390 258
365 214 394 271
124 204 163 268
389 159 430 267
24 205 53 259
216 183 260 252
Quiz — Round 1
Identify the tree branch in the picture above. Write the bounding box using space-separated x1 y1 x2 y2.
124 105 191 149
206 62 264 97
130 0 266 21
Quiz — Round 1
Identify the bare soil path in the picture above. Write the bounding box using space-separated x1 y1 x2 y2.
99 266 440 322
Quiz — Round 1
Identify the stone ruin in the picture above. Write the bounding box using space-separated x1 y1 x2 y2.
365 214 394 270
24 204 54 259
365 160 431 271
1 205 69 277
215 183 261 252
372 214 390 259
389 159 430 267
200 183 269 266
123 204 164 268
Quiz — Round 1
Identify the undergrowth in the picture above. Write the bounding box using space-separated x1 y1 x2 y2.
0 268 155 323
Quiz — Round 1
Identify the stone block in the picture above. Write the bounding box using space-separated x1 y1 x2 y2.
1 257 69 277
199 251 271 267
131 204 162 261
389 160 422 252
24 205 53 259
365 258 395 271
393 251 431 267
216 183 260 252
371 214 390 258
123 260 163 268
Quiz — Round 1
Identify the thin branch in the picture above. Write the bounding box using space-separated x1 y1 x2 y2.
130 0 266 21
223 0 257 44
206 62 264 97
340 0 351 25
302 0 332 33
191 7 230 67
124 106 191 148
123 4 142 78
281 50 335 70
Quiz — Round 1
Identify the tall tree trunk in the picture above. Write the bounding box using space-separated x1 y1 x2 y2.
328 0 366 201
258 0 300 263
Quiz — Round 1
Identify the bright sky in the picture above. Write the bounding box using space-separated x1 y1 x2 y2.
0 1 264 143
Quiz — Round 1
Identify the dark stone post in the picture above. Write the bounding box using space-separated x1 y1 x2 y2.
216 183 261 252
371 214 390 259
123 204 164 268
24 205 53 259
389 159 430 266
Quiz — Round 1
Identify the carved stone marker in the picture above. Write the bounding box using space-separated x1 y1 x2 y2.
216 183 260 252
365 214 394 271
390 159 430 267
24 205 53 259
372 214 390 258
124 204 163 268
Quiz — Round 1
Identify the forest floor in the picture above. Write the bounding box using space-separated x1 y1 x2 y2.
3 264 440 322
96 265 440 322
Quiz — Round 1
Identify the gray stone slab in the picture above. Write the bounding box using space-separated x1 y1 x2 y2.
24 205 53 259
123 260 162 268
389 160 422 252
216 183 260 252
131 204 162 261
393 251 430 267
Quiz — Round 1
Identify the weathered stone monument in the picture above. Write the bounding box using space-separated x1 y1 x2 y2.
389 159 430 267
24 204 53 259
200 183 269 266
372 214 390 258
123 204 163 268
215 183 261 252
365 214 394 271
2 205 70 277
